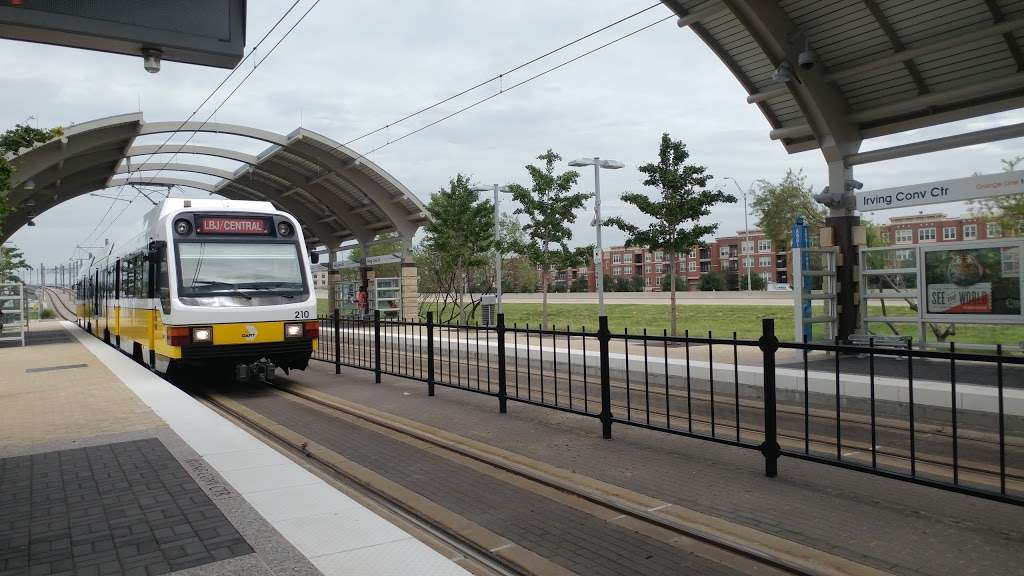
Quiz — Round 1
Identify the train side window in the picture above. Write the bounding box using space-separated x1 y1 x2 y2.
158 253 170 314
141 254 150 299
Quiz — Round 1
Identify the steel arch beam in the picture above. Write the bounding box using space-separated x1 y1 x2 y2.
125 144 259 166
9 113 143 188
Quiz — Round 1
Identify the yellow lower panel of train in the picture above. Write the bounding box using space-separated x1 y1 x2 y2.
212 321 286 345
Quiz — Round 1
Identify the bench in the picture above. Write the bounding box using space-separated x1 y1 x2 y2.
847 333 912 350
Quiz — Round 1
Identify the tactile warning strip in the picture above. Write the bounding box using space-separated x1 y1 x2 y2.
0 438 252 575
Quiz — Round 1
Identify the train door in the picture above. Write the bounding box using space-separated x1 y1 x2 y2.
146 248 158 367
114 259 121 347
102 266 111 342
92 269 99 335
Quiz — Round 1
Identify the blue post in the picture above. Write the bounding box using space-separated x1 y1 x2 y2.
792 216 812 342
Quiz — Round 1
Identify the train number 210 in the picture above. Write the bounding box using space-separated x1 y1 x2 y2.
294 311 310 319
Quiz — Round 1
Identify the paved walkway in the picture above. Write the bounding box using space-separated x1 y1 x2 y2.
288 360 1024 576
0 321 471 576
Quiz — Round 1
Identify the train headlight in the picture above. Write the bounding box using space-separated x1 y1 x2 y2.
174 219 193 235
284 322 303 339
276 221 294 237
191 326 212 343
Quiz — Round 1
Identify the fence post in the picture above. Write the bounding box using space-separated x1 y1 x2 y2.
497 313 507 414
598 315 613 439
373 309 381 383
758 318 780 477
332 308 341 375
426 312 435 396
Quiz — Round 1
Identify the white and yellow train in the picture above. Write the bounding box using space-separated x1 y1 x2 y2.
75 198 319 376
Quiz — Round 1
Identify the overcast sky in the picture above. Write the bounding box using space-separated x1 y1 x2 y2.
3 0 1024 271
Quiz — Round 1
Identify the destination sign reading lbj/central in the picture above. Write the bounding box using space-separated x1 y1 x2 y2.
196 216 271 235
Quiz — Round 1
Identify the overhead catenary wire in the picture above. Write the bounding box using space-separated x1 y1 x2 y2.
354 12 675 161
337 2 664 149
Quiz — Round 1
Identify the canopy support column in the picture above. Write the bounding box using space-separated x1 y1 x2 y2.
825 160 861 342
326 246 339 315
399 237 418 321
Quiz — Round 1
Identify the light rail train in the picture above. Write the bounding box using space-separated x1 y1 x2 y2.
74 198 319 377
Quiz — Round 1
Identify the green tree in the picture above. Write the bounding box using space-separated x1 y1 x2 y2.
971 156 1024 235
862 220 888 247
628 275 645 292
738 273 766 291
420 174 495 323
0 124 64 235
660 272 685 292
605 133 735 336
507 150 591 329
698 271 725 291
501 256 538 293
569 274 589 293
751 169 826 251
0 245 31 282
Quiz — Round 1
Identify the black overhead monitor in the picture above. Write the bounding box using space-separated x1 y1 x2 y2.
0 0 245 71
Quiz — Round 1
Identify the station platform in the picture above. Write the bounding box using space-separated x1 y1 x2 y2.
0 321 472 576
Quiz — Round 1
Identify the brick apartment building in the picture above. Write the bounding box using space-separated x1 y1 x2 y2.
877 213 1021 245
583 229 791 292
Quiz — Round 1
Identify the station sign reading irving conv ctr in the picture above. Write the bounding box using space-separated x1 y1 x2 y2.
856 171 1024 211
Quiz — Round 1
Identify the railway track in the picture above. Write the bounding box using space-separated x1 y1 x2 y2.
193 377 888 576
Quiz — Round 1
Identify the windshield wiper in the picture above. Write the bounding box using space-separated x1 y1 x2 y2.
191 279 252 300
238 284 301 299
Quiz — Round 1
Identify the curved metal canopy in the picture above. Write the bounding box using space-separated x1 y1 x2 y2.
663 0 1024 164
2 112 428 247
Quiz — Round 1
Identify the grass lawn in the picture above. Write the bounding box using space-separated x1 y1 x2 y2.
319 299 1024 345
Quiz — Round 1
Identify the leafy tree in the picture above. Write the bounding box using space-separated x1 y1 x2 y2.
723 270 740 291
507 150 591 329
698 271 725 291
971 156 1024 235
0 124 63 235
628 275 645 292
605 133 735 336
569 274 589 293
0 244 31 282
660 272 685 292
419 174 495 323
862 220 888 248
751 169 826 251
738 273 766 291
501 256 538 293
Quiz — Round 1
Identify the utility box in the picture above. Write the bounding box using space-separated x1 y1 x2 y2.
480 294 498 327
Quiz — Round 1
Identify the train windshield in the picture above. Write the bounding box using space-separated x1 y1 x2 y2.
177 242 307 299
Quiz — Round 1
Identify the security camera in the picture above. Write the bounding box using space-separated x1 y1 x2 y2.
772 61 794 83
846 178 863 190
798 48 818 70
143 48 162 74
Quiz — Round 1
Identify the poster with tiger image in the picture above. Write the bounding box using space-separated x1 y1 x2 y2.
924 247 1021 316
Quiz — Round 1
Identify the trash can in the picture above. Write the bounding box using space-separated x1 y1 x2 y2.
480 294 497 327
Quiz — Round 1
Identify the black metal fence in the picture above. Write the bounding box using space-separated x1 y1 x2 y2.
313 309 1023 506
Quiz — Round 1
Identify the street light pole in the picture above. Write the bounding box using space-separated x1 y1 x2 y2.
592 160 605 317
493 184 503 315
569 157 624 317
725 177 753 292
472 184 513 315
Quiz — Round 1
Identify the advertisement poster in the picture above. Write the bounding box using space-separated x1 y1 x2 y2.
924 247 1021 316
